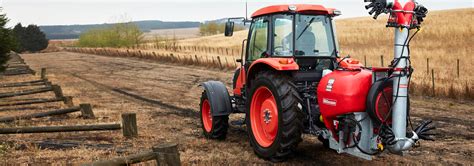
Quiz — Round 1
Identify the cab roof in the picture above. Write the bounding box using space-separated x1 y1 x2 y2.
251 4 336 18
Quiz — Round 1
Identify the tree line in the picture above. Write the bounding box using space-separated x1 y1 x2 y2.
0 8 49 71
13 23 49 52
0 8 16 71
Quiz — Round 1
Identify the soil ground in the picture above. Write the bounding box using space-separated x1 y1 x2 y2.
0 52 472 165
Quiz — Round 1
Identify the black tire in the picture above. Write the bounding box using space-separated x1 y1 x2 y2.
246 71 304 162
367 80 393 126
200 91 229 140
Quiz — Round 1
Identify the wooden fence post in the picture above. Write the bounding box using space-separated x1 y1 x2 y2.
380 55 384 67
364 56 367 66
153 143 181 166
80 104 95 119
170 54 175 62
225 57 229 69
63 96 74 107
217 56 223 69
426 58 429 74
431 69 435 96
52 85 65 99
40 68 47 79
457 59 460 77
122 113 138 138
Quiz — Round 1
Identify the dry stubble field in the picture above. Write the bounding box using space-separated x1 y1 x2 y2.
0 51 471 165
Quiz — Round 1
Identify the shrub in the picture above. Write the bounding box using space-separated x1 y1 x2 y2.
78 22 143 48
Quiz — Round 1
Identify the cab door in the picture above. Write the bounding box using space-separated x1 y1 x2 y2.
234 16 270 96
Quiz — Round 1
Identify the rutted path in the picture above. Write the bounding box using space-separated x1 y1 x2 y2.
18 52 473 165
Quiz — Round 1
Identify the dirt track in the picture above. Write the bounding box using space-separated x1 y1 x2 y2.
2 52 471 165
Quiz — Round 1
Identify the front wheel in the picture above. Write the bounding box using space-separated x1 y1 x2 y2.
200 91 229 140
246 71 303 161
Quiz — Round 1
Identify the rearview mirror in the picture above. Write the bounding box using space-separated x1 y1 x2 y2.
225 21 234 37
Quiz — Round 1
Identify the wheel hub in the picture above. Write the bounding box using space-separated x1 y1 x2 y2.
263 109 272 124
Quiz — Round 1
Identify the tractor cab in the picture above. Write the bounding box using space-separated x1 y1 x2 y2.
226 5 341 71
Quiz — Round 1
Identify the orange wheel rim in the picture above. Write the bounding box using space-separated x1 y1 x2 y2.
251 86 278 148
375 87 393 123
202 99 212 132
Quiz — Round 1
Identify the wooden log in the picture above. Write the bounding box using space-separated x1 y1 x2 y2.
153 143 181 166
121 113 138 138
0 106 81 123
2 70 35 75
0 123 121 134
4 67 32 71
87 151 157 166
0 86 53 99
0 98 63 107
5 67 31 71
1 71 35 76
4 65 29 68
44 81 52 87
0 79 47 88
80 103 95 119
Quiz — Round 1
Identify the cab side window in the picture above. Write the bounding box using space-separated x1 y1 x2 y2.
248 17 268 62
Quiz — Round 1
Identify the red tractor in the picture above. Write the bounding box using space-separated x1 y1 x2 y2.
199 1 434 161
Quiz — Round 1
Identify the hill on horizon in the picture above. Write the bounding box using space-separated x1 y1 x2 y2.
40 20 201 40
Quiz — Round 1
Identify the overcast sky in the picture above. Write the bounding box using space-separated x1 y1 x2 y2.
1 0 472 27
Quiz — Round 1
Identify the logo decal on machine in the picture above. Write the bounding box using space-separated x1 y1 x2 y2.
326 78 335 92
322 98 337 106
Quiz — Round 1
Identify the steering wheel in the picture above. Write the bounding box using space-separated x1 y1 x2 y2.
274 46 284 55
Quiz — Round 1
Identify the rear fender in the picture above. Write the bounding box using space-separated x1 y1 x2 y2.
248 58 299 72
247 58 299 85
200 81 233 116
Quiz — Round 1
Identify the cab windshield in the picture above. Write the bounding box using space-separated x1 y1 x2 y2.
273 14 336 57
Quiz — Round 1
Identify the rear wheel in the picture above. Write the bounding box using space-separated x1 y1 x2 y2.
200 91 229 140
246 71 303 161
